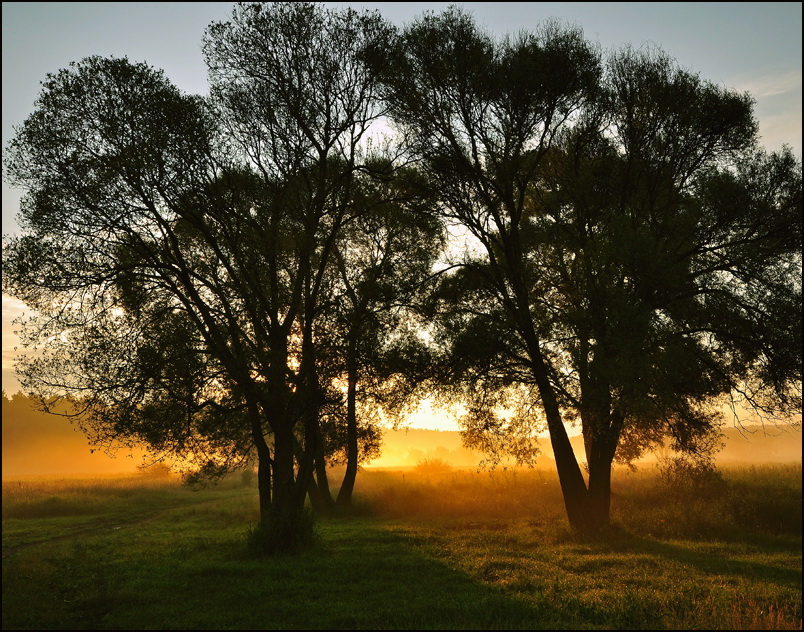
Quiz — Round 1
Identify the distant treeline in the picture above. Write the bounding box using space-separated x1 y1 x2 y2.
4 392 799 478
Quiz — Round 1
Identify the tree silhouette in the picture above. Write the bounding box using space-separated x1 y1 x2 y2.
321 163 444 507
202 3 395 547
4 2 397 552
378 9 802 532
3 2 800 544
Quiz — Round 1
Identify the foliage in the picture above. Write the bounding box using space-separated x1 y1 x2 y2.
374 6 802 532
2 2 412 549
656 455 727 500
3 53 253 473
136 462 174 480
414 456 454 475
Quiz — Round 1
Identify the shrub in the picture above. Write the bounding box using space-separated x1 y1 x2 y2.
414 457 453 475
657 456 727 499
137 462 174 479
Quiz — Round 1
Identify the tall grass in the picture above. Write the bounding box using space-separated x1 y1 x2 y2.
354 462 803 537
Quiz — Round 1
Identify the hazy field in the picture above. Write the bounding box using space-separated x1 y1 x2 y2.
2 462 801 630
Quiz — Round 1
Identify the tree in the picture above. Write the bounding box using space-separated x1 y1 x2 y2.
529 51 802 528
2 55 251 476
319 164 444 507
377 7 603 531
378 9 802 532
3 2 396 552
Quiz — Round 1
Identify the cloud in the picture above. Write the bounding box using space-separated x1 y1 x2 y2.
733 68 802 99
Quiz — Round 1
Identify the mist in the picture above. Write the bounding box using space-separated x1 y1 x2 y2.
3 392 799 478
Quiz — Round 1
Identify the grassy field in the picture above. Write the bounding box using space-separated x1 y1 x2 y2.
2 463 801 629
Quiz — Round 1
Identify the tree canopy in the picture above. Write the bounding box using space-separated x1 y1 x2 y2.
375 7 801 531
3 2 801 544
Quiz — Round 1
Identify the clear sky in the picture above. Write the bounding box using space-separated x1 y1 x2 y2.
2 2 802 427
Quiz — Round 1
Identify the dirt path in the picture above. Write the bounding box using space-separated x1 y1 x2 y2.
2 492 250 560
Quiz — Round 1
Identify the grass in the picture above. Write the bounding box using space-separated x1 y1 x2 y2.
2 463 801 629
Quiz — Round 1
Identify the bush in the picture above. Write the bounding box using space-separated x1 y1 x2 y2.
657 456 727 499
239 467 256 488
137 462 174 479
414 457 453 475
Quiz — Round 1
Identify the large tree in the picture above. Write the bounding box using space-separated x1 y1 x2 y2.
204 2 404 524
378 9 802 532
3 2 396 552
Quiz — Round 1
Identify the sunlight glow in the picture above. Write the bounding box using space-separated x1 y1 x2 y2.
405 399 462 432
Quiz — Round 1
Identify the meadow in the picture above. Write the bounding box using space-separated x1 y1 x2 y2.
2 462 801 630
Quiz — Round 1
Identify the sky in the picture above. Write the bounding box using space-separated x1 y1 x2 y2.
2 2 802 429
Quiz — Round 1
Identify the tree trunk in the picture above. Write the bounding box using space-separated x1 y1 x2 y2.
546 420 594 533
522 325 593 532
254 419 310 552
313 443 335 513
584 409 624 531
256 450 272 525
294 434 322 513
306 471 324 513
336 357 359 508
505 271 595 532
271 422 296 500
587 451 612 529
247 400 273 526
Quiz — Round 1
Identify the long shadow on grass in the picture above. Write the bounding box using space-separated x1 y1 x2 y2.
604 532 801 590
222 519 559 630
5 509 800 630
10 483 798 632
3 516 570 630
